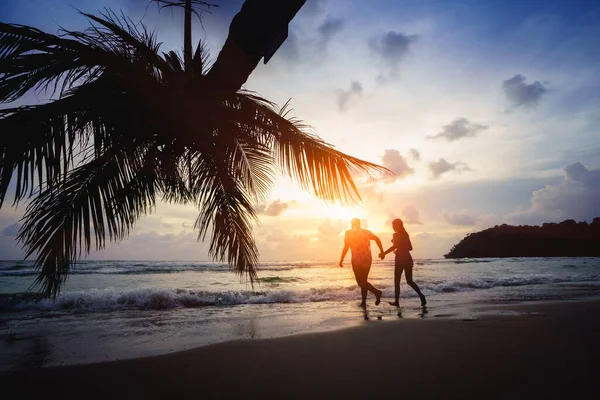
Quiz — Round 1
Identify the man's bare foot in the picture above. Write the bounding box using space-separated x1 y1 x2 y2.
359 301 367 308
375 290 382 306
388 301 399 306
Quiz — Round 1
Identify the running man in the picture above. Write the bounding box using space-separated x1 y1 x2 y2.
339 218 384 307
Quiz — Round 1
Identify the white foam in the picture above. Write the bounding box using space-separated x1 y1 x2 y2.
5 269 599 313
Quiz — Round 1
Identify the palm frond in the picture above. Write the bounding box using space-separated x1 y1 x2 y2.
190 149 259 283
0 10 172 104
18 145 158 297
0 74 159 207
1 6 389 298
152 1 219 22
192 40 211 77
163 50 183 73
0 22 102 102
78 10 172 79
232 93 391 203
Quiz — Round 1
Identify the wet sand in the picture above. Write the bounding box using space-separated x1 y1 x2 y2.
2 300 600 399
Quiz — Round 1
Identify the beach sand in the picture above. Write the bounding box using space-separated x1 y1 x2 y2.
2 300 599 399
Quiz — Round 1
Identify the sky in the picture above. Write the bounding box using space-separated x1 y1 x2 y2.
0 0 599 261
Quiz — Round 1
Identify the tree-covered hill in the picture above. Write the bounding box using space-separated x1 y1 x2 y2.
444 218 600 258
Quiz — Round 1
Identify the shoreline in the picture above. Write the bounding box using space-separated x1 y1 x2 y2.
1 293 589 372
2 299 600 398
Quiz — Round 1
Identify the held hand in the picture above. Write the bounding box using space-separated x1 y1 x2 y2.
379 252 385 260
339 261 344 268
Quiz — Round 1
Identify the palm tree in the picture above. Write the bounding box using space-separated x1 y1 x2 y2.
0 1 388 298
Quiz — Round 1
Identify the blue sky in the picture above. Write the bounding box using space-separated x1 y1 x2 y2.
1 0 599 260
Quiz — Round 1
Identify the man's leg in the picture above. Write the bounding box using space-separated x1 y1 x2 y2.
362 263 382 305
352 264 368 306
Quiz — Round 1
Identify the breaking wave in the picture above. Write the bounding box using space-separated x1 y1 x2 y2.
3 271 599 313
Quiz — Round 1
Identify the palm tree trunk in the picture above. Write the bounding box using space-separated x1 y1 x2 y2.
207 0 306 92
184 0 192 80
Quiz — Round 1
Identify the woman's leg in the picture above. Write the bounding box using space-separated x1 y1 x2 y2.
389 264 403 306
405 266 426 306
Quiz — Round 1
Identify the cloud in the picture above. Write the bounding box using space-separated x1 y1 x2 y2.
88 230 210 261
337 81 363 111
414 232 434 240
318 18 345 49
317 218 346 239
507 162 600 224
275 29 301 63
502 74 547 110
428 118 489 141
428 158 470 179
303 0 327 17
369 31 417 83
443 211 478 226
402 205 422 224
408 148 420 161
381 149 415 181
181 221 193 229
356 181 385 204
257 199 290 217
1 223 20 236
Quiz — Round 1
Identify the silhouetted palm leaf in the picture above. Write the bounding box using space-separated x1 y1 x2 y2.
0 9 390 297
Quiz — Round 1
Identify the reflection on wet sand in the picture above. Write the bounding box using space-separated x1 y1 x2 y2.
2 333 52 370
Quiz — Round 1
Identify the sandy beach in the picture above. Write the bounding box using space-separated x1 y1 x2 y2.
2 299 599 399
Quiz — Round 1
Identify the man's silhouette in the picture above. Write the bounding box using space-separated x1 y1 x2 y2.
339 218 384 307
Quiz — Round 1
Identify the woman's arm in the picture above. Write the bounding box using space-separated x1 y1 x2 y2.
380 243 397 259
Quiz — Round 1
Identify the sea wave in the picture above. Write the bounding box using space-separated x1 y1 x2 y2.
2 272 599 313
10 257 594 277
0 261 340 277
423 273 600 292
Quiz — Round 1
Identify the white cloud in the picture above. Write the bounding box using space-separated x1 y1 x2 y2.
414 232 434 240
317 218 346 239
428 158 470 179
382 149 415 181
443 211 478 226
507 162 600 224
402 205 422 224
88 230 209 261
257 199 291 217
428 117 489 141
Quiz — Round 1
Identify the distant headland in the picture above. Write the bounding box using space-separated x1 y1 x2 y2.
444 218 600 258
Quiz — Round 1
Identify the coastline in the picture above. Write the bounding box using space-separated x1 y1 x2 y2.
2 299 599 399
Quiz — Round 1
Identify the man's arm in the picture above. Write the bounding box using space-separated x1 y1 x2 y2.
370 232 386 259
339 244 349 267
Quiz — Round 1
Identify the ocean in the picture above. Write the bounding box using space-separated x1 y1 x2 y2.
1 257 600 371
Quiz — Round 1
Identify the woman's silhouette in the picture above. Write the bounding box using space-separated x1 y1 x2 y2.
380 218 426 307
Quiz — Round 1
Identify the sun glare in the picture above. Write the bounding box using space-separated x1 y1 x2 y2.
322 204 367 224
